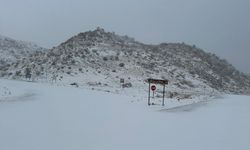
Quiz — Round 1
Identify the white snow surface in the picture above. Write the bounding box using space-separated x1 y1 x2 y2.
0 79 250 150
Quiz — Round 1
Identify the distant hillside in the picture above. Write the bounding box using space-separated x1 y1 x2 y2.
0 35 46 61
0 28 249 97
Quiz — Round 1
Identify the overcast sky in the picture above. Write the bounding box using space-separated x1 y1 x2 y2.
0 0 250 73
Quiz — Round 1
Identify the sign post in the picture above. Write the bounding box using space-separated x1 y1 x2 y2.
151 85 156 98
148 82 151 105
147 78 168 106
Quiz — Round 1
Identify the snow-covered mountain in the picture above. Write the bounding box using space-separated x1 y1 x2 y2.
0 34 46 62
0 28 249 97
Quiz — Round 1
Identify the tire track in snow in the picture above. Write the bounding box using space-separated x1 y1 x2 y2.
0 93 36 103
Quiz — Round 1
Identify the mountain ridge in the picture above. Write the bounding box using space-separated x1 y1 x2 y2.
0 28 249 97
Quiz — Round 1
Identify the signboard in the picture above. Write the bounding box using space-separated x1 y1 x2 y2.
147 78 168 106
147 78 168 85
120 78 125 84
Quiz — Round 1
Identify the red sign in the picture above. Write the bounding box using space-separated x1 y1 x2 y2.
151 85 156 91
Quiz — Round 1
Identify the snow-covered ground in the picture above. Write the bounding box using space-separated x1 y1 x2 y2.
0 79 250 150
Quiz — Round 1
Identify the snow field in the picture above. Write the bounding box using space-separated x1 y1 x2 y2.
0 79 250 150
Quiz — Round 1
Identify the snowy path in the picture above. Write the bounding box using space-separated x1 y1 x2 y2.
0 79 250 150
160 100 211 112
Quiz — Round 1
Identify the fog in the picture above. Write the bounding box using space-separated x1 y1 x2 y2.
0 0 249 73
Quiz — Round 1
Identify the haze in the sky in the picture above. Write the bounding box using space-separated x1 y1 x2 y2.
0 0 249 73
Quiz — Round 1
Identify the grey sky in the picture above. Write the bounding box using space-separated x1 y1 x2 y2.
0 0 250 73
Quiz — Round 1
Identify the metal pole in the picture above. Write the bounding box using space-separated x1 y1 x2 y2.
162 84 165 106
148 82 151 106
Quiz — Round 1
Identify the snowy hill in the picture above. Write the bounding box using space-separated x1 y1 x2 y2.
0 34 46 65
0 79 250 150
0 28 249 98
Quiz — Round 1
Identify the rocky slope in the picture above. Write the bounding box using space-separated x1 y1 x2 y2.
0 28 249 98
0 35 45 61
0 35 46 74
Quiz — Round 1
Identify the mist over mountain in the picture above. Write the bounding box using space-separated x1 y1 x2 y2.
0 28 249 97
